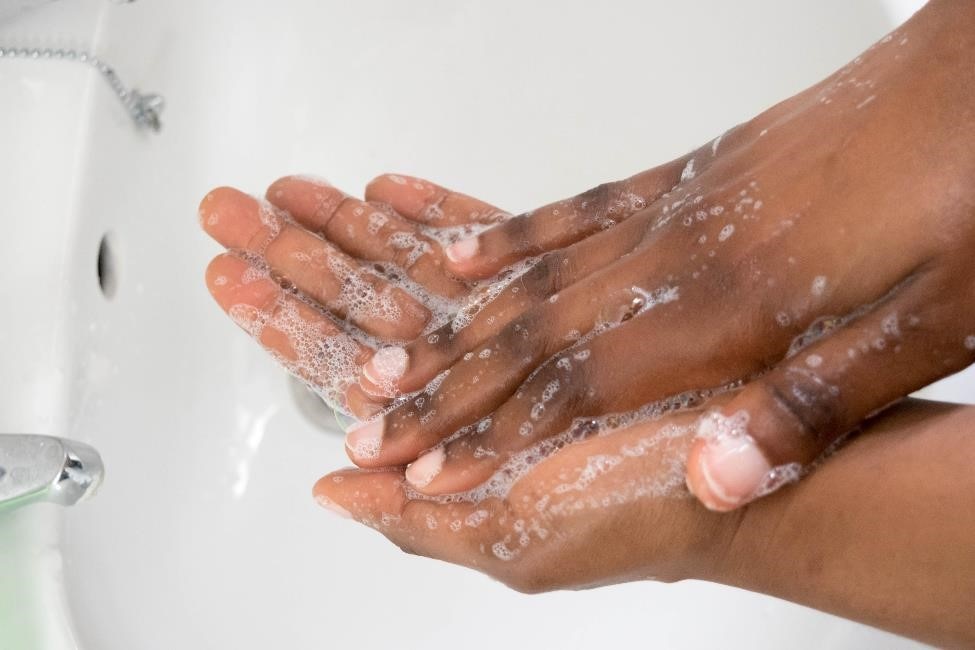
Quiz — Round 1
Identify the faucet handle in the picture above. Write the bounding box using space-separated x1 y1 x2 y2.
0 435 104 510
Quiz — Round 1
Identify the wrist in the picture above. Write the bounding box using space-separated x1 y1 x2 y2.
654 498 750 584
703 401 975 647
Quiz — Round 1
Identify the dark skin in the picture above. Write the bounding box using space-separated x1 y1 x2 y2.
205 0 975 510
313 398 975 649
200 0 975 645
343 0 975 512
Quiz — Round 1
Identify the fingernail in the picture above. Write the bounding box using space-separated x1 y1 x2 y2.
405 447 445 488
314 494 352 519
695 433 772 511
362 347 408 392
445 237 479 264
344 419 384 460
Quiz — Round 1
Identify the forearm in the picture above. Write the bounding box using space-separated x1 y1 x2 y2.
714 399 975 647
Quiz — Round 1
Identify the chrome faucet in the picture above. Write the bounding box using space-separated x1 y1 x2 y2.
0 435 104 510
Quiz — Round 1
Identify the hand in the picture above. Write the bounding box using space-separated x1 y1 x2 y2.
315 396 741 592
345 3 975 512
315 397 975 649
201 168 674 420
201 174 513 418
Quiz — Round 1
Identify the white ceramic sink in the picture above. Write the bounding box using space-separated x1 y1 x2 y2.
1 0 956 648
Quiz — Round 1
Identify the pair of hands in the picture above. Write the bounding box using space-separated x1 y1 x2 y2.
201 5 975 592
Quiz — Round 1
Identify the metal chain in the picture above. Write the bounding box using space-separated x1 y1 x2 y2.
0 45 164 132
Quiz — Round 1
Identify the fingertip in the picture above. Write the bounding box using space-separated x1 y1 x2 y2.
344 418 385 465
363 173 406 202
357 370 385 398
265 175 344 228
267 173 331 194
204 253 231 288
364 173 441 219
265 176 294 202
444 237 479 264
266 174 337 202
687 412 774 512
313 491 353 519
363 173 399 202
444 237 495 279
405 447 445 490
204 253 244 300
198 186 236 231
204 254 277 312
313 468 409 523
345 384 388 421
360 346 408 397
684 437 730 512
312 471 358 519
199 186 265 249
409 452 494 496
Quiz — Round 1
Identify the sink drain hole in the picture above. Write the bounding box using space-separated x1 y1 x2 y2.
97 233 118 299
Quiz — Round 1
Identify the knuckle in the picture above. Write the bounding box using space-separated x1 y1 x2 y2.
498 313 538 358
418 323 457 357
509 306 565 364
556 367 594 411
497 214 534 253
366 174 390 189
527 361 583 410
688 243 745 296
366 174 407 199
573 181 615 222
253 283 283 316
388 243 419 270
523 251 568 297
201 185 235 208
760 369 844 444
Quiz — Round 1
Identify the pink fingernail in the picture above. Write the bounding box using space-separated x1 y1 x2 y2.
362 347 408 391
314 494 352 519
405 447 445 488
696 433 772 511
445 237 479 263
344 419 384 460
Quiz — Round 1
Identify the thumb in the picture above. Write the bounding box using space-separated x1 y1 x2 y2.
686 270 975 511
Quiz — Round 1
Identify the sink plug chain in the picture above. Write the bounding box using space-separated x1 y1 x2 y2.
0 45 164 132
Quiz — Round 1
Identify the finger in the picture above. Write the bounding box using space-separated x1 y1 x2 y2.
403 288 713 495
312 467 507 571
686 267 975 511
442 156 692 280
205 253 383 415
344 383 389 421
394 182 944 491
266 176 468 298
358 212 650 397
364 173 509 226
346 248 671 466
201 186 430 341
315 408 712 588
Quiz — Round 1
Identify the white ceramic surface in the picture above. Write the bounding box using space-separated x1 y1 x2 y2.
1 1 956 648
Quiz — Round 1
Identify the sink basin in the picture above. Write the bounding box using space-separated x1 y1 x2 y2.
1 0 952 648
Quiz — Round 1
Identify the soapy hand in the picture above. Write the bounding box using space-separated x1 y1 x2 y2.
314 394 743 592
203 5 975 515
341 13 975 511
201 167 673 420
201 174 505 418
311 395 975 650
198 2 975 643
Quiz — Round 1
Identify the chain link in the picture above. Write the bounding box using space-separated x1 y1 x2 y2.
0 45 164 132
